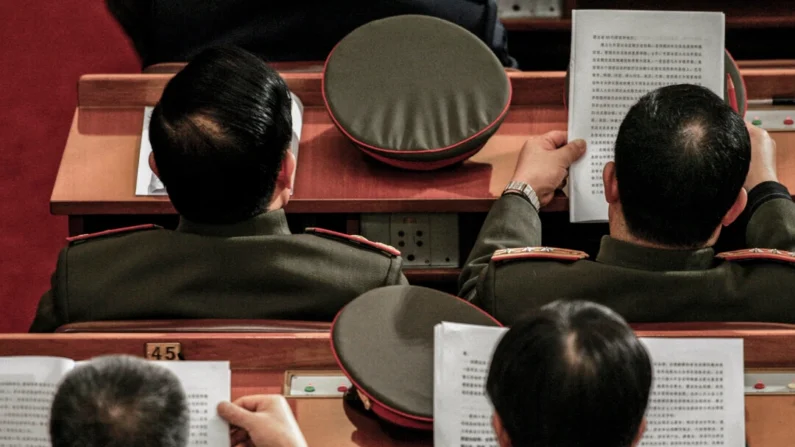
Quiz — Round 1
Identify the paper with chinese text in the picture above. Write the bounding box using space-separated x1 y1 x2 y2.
434 322 508 447
567 10 725 222
639 338 744 447
0 357 231 447
432 324 744 447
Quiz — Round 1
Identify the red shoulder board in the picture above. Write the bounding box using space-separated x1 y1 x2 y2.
305 227 401 257
716 248 795 263
66 224 161 243
492 247 589 263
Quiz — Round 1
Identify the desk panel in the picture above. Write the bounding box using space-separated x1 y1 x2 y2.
51 69 795 220
51 106 565 216
1 330 795 446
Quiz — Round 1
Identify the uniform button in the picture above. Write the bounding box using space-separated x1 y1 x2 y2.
337 386 348 392
784 117 794 125
751 117 762 126
753 382 765 390
304 386 315 393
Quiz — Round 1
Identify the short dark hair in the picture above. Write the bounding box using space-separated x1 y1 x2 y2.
149 46 292 224
615 84 750 247
50 355 189 447
487 300 652 447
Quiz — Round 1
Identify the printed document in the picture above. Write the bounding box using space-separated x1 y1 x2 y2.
0 357 231 447
433 323 744 447
567 10 725 222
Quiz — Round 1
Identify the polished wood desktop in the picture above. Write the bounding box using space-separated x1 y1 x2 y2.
1 329 794 446
51 68 795 233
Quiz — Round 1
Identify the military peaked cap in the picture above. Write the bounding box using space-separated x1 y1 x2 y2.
331 285 500 430
323 15 511 170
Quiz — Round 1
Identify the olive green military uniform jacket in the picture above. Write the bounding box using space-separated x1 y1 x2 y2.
459 193 795 324
30 210 407 332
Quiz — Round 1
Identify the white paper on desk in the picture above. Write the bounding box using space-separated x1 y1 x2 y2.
434 322 507 447
638 338 744 447
154 361 232 447
135 93 304 197
567 10 725 222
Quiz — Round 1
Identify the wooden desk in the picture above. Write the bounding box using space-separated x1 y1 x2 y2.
51 69 795 229
1 330 794 446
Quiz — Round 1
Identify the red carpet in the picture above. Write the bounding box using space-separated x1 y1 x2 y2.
0 2 138 332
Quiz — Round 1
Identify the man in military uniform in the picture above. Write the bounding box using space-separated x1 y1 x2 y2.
459 84 795 324
30 47 406 332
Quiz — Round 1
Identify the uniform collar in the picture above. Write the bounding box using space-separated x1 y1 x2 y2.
595 236 715 272
176 210 291 237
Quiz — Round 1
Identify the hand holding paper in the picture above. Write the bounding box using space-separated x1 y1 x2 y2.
510 131 586 207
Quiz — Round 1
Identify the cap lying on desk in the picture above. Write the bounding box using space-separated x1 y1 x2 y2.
564 49 747 116
323 15 511 170
331 285 501 430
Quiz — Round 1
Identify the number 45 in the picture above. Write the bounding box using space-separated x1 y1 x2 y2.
145 343 182 361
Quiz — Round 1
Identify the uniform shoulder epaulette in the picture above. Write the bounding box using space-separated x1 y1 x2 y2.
66 224 161 243
305 227 401 257
492 247 589 263
716 248 795 264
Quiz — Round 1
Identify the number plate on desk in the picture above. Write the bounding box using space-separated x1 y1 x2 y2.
145 343 182 360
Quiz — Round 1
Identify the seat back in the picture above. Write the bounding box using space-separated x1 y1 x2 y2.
55 319 331 333
631 321 795 331
143 61 325 74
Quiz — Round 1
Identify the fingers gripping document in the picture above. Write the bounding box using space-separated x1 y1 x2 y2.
567 10 725 222
135 92 304 196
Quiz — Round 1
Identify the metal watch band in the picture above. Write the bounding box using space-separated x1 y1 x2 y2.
503 181 540 211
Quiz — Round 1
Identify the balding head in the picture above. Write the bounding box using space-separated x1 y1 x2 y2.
50 355 189 447
613 84 750 247
487 300 652 447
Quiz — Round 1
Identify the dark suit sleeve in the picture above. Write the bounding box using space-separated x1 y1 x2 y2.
458 194 542 303
745 182 795 251
29 249 69 333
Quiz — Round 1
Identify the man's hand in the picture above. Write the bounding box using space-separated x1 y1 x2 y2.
217 395 308 447
745 122 778 191
510 131 587 207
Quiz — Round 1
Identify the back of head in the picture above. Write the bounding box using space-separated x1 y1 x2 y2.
50 355 189 447
150 46 292 224
487 300 652 447
615 84 750 247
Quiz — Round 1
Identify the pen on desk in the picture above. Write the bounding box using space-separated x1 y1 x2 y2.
748 98 795 106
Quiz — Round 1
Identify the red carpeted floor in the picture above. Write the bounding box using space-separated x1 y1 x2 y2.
0 2 138 332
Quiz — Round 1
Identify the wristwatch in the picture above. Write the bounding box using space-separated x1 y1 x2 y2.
503 181 540 211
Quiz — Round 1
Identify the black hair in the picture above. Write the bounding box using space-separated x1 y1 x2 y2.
149 46 292 224
614 84 750 247
487 300 652 447
50 355 189 447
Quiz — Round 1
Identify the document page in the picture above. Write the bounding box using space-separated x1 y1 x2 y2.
0 356 75 447
135 93 304 196
432 325 744 447
155 361 232 447
567 10 725 222
434 322 508 447
638 338 744 447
